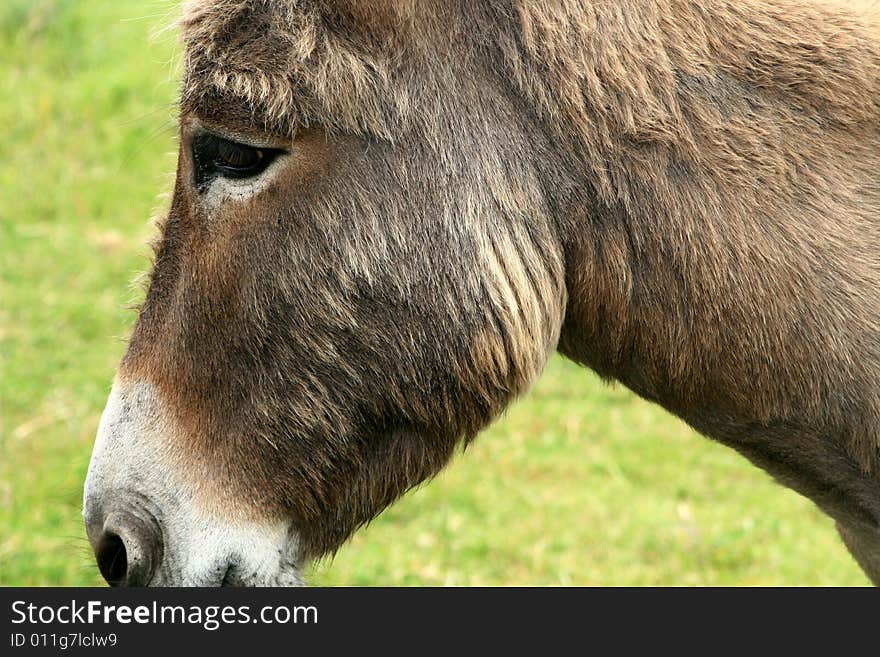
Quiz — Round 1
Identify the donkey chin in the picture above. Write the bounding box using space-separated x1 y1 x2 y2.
83 381 305 587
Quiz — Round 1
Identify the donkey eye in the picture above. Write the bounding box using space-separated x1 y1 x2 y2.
192 134 282 189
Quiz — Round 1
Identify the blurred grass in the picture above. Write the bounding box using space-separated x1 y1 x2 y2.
0 0 868 586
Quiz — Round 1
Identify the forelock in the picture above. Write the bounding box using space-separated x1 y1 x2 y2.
178 0 420 138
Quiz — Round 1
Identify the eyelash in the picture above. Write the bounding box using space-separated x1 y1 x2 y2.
191 134 284 190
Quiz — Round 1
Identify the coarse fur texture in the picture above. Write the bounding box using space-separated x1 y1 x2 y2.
85 0 880 584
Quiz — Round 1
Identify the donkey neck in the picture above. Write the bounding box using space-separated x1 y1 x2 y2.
522 0 880 426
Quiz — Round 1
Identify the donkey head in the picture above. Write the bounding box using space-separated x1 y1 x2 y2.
83 0 567 586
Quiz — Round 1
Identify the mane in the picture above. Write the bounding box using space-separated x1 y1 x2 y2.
486 0 880 205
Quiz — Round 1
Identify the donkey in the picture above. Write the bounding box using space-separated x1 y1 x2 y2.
83 0 880 586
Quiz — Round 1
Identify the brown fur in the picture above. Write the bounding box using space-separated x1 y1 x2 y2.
117 0 880 580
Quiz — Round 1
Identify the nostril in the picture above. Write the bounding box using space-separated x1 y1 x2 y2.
96 532 128 586
89 511 162 587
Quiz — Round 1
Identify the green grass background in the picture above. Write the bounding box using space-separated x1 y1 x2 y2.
0 0 867 586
